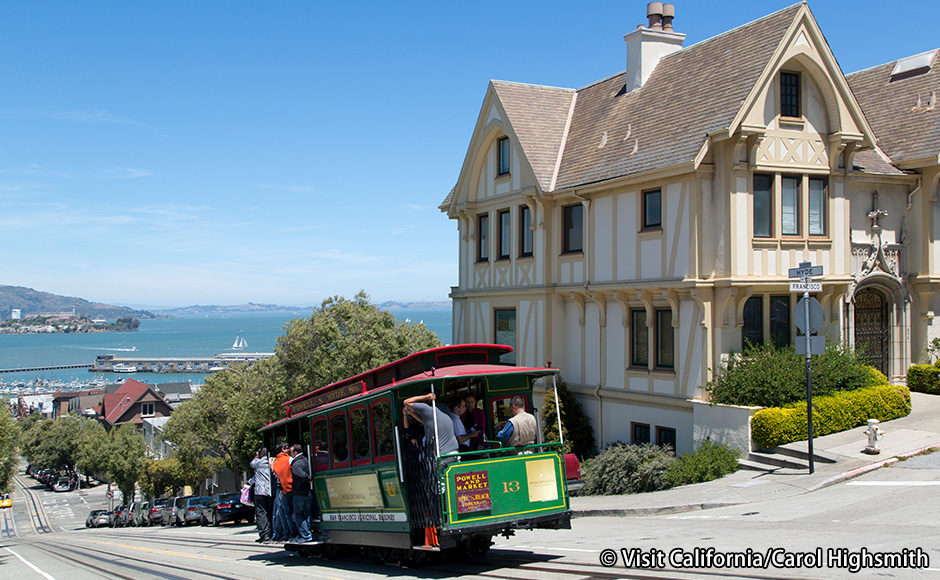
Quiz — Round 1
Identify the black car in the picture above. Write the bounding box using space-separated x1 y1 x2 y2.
202 492 253 526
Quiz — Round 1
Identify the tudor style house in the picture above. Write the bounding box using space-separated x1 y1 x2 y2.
100 378 174 430
440 2 940 453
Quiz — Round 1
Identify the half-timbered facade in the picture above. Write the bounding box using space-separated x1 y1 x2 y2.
441 3 940 453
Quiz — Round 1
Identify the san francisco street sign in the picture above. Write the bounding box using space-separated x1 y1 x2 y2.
788 265 824 278
790 282 822 292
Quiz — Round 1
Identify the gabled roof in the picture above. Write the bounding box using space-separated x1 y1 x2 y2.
490 81 576 191
847 50 940 167
555 4 801 189
102 378 153 425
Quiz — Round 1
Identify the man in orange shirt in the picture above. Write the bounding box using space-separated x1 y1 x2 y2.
270 442 297 542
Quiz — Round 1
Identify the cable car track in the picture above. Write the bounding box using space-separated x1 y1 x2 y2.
8 471 53 537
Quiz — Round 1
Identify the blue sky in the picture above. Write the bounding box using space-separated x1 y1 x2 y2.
1 1 936 309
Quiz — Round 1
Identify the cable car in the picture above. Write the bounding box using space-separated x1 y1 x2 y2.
259 344 572 564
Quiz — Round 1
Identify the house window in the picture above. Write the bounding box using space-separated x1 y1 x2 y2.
753 174 828 239
141 402 154 417
808 178 827 236
770 295 790 347
563 203 583 253
780 71 800 118
782 177 800 236
494 308 516 364
742 296 763 348
498 209 511 260
656 309 674 368
657 426 677 451
631 309 648 367
519 205 533 257
498 136 510 176
753 174 772 238
632 422 651 445
477 214 489 262
643 189 662 229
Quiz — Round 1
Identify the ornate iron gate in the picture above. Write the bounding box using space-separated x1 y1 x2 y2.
854 287 889 376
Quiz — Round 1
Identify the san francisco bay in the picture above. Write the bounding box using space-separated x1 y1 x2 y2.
0 308 452 388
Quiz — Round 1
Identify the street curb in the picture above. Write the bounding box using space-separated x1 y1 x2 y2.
808 443 940 492
572 501 745 518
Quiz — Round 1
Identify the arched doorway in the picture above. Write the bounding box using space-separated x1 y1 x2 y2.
854 287 889 375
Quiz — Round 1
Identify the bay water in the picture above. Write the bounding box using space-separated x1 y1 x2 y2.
0 308 452 388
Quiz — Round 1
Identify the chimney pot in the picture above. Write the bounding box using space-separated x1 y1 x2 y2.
647 1 663 29
662 3 675 31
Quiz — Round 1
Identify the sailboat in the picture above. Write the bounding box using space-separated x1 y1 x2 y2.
232 333 247 350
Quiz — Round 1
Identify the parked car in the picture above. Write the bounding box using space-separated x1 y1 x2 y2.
131 501 151 526
564 453 584 492
177 496 211 526
110 505 127 527
161 496 181 526
85 509 110 528
148 497 170 526
203 492 253 526
0 494 12 509
52 477 74 492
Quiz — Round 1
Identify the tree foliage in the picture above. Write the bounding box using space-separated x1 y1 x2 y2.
139 458 182 499
541 376 596 459
109 424 146 504
75 420 112 480
0 410 20 493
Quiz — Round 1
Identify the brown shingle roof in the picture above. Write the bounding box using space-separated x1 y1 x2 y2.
852 148 905 175
554 3 802 190
847 51 940 166
491 81 576 191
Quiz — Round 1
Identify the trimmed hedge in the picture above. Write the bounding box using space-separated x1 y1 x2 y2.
907 364 940 394
751 384 911 448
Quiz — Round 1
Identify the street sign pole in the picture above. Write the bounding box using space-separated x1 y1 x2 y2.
804 286 814 474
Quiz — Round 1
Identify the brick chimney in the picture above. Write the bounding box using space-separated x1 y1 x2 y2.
623 2 685 92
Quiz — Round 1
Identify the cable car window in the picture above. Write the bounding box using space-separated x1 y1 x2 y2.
350 406 371 464
312 417 329 471
371 399 394 461
330 412 349 466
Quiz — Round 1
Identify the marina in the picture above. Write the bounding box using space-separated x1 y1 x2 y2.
91 352 273 373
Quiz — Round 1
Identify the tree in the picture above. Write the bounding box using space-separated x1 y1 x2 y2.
541 375 596 459
75 420 111 482
109 424 146 504
0 410 20 493
139 458 182 499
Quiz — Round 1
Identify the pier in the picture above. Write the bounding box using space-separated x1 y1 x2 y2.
91 353 274 374
0 363 93 373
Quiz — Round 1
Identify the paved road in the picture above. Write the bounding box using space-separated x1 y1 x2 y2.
3 458 939 580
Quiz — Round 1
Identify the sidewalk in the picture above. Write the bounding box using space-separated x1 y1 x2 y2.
570 391 940 518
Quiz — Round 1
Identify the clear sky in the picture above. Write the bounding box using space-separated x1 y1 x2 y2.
1 1 936 309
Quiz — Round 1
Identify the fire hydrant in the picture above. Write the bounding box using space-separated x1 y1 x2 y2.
864 419 884 454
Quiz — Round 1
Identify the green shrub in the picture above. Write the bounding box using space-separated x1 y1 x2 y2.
907 364 940 394
580 443 675 496
667 439 739 486
707 343 886 408
541 376 597 459
751 384 911 448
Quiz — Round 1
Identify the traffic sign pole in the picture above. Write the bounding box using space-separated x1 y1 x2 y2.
804 287 814 474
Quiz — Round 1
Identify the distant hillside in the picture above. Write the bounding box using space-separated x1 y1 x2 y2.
0 286 157 320
154 300 452 316
154 303 311 316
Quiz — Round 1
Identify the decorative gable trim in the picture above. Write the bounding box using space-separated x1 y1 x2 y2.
726 4 876 153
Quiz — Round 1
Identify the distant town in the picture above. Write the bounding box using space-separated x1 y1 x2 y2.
0 311 140 334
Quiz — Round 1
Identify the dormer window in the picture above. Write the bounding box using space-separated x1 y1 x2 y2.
141 402 154 417
780 71 800 118
497 136 511 176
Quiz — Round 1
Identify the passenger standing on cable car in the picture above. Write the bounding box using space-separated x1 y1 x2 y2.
270 442 297 542
289 444 313 543
250 447 273 543
403 392 459 464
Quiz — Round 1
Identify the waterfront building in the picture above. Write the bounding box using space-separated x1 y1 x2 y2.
441 3 940 452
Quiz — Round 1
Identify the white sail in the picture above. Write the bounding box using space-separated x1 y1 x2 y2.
232 334 247 350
